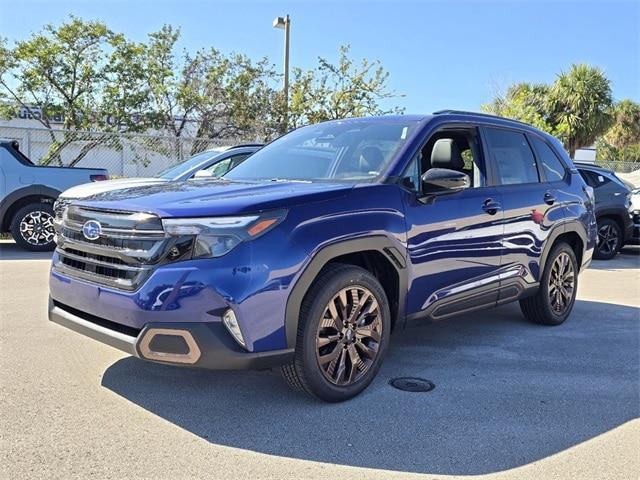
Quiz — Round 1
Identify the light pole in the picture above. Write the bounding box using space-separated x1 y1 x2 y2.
273 14 290 132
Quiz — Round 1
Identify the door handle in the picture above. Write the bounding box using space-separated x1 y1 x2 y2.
544 192 556 205
482 198 501 215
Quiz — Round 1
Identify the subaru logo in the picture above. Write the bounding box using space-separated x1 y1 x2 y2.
82 220 102 241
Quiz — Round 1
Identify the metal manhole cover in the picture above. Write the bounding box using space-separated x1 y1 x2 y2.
389 377 435 392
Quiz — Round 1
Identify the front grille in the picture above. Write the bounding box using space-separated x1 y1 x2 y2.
633 211 640 225
53 205 192 291
61 227 158 250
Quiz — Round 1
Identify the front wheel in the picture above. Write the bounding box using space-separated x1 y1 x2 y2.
520 242 578 326
10 202 56 252
281 264 391 402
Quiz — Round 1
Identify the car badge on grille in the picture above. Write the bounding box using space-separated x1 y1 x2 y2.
82 220 102 241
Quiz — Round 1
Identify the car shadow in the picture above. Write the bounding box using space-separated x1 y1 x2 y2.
101 299 640 475
0 240 53 260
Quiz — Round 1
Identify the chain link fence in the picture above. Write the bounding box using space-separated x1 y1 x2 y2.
0 125 244 177
1 124 639 181
594 160 640 174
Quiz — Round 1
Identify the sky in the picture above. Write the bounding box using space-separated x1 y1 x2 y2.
1 0 638 114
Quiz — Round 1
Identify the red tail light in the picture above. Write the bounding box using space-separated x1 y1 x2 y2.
90 174 108 182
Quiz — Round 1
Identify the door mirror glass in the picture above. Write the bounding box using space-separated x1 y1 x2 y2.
421 168 470 194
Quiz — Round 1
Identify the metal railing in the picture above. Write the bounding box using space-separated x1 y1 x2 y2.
0 125 245 177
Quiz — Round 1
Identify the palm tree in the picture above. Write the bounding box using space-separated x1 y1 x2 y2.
548 64 613 158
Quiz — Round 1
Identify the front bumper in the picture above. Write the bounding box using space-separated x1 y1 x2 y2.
48 297 294 370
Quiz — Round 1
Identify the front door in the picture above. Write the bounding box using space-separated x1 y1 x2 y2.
401 127 505 321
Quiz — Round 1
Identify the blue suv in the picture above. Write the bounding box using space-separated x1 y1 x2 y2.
49 111 596 401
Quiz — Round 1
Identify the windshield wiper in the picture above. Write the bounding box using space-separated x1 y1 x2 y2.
268 177 312 183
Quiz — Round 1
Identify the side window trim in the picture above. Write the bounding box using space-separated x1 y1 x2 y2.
526 132 569 183
477 126 498 187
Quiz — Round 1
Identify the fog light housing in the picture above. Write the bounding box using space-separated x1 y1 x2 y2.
222 309 246 348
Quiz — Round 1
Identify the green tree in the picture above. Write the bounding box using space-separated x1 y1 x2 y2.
548 64 613 158
0 17 154 165
288 45 404 128
482 64 614 158
143 26 279 147
597 99 640 162
603 99 640 149
482 82 553 132
189 50 278 143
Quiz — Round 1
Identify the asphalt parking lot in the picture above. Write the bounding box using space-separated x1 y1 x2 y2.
1 240 638 480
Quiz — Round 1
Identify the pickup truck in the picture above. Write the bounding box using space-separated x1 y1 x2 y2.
0 140 108 251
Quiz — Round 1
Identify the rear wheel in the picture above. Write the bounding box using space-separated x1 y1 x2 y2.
520 242 578 326
594 218 622 260
281 263 391 402
10 202 56 252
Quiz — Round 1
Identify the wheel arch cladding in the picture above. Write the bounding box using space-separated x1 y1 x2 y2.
541 226 585 275
0 185 61 232
284 236 407 349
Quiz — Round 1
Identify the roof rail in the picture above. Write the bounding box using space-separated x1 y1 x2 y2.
432 109 532 126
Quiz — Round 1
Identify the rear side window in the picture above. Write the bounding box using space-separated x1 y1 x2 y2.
531 137 566 182
484 128 539 185
579 169 610 188
578 169 597 187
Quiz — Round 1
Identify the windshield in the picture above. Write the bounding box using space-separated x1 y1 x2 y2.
155 149 226 179
225 119 419 183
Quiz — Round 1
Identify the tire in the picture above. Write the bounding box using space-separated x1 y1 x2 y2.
593 217 622 260
520 242 578 326
10 202 56 252
281 263 391 402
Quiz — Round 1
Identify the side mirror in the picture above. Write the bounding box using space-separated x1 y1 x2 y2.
193 169 213 179
421 168 470 194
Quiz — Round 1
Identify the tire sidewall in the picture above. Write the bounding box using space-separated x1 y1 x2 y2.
594 218 621 260
10 203 56 252
298 267 391 402
538 243 578 325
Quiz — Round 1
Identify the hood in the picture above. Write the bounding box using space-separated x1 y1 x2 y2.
61 177 168 199
75 179 354 217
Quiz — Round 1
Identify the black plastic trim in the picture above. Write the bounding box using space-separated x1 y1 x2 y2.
48 297 294 370
0 185 62 231
406 277 539 323
284 235 408 349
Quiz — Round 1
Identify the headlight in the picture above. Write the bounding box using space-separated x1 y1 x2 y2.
162 210 287 258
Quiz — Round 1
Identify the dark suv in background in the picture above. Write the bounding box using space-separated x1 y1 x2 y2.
576 163 634 260
49 111 596 402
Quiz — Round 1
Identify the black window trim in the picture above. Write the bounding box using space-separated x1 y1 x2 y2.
525 132 569 184
478 125 541 188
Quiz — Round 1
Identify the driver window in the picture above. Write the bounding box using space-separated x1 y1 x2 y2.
401 128 484 191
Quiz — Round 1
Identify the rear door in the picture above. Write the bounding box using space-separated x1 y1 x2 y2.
481 127 563 297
